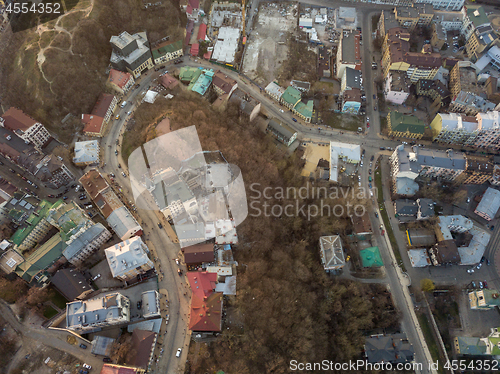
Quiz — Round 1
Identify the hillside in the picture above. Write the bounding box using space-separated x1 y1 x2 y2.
0 0 185 143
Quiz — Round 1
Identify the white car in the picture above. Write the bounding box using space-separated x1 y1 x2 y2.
92 274 101 281
176 348 182 358
175 258 180 265
83 363 92 370
366 116 369 122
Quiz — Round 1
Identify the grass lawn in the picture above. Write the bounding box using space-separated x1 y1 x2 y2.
374 169 406 272
43 305 59 319
417 313 445 374
49 288 68 308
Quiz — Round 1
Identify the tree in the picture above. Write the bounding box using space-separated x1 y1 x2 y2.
110 333 133 364
421 278 435 292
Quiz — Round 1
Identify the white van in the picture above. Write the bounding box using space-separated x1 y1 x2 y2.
120 101 127 108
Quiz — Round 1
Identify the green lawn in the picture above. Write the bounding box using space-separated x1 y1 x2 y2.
49 288 68 308
417 313 445 374
43 305 59 319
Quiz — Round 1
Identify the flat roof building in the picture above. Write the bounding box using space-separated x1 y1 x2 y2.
475 187 500 221
105 237 154 282
110 31 153 78
73 140 100 166
266 119 297 147
319 235 345 272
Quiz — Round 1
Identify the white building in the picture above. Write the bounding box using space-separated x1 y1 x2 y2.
433 10 463 32
211 27 240 64
73 140 100 166
384 71 411 105
329 141 361 182
141 290 161 319
319 235 345 272
475 187 500 221
63 223 112 266
105 236 154 282
0 108 52 151
265 82 285 102
107 206 143 240
66 292 130 332
419 0 464 11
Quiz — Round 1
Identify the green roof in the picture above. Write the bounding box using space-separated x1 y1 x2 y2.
456 336 487 355
490 337 500 355
294 100 314 119
15 234 66 282
180 66 202 84
360 247 384 267
11 200 54 246
466 6 489 28
389 112 425 135
281 86 302 107
45 201 89 242
482 289 500 307
152 40 183 60
190 70 214 95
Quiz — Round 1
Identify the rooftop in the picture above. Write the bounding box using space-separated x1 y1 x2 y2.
475 187 500 220
465 6 489 28
211 27 240 64
105 237 152 279
1 107 38 131
319 235 345 270
73 140 99 164
108 69 133 90
151 40 182 60
51 268 92 301
389 112 425 135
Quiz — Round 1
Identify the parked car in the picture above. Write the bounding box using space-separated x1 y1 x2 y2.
175 258 180 265
63 196 68 200
9 168 15 173
368 183 372 188
110 173 115 178
176 348 182 357
122 172 127 177
471 281 477 288
83 364 92 370
158 222 163 229
115 150 118 155
467 268 474 274
92 274 101 281
79 344 87 349
479 281 484 289
137 301 142 309
373 94 376 100
484 281 489 289
487 259 491 266
374 212 378 218
368 169 372 174
477 262 483 270
48 194 55 198
103 357 112 363
481 256 485 263
379 147 385 150
118 164 122 169
292 118 297 122
370 155 374 161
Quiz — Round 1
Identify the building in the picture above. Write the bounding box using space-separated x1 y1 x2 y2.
100 364 145 374
73 140 100 166
151 40 183 65
463 155 493 184
211 27 240 64
197 23 207 42
319 235 345 272
266 120 297 147
211 70 237 97
468 289 500 310
429 0 464 11
160 73 179 90
364 333 415 364
449 62 480 99
179 66 202 84
351 212 373 236
126 329 157 372
329 141 361 183
381 27 442 83
184 0 200 21
181 242 214 266
473 111 500 152
265 82 285 102
141 290 160 319
299 17 313 28
416 79 451 107
187 271 223 332
460 6 498 62
82 93 117 138
491 165 500 187
406 228 436 247
229 88 261 122
430 112 479 145
290 80 311 93
434 10 463 32
318 46 331 78
80 169 143 239
341 67 362 93
66 292 131 332
51 268 94 301
110 31 153 78
394 4 434 32
377 9 401 38
293 100 313 123
280 86 302 109
449 91 495 116
0 108 51 151
474 187 500 221
360 247 383 267
387 112 425 139
455 328 500 356
63 223 112 266
390 145 466 195
417 198 436 220
336 29 361 79
384 71 410 105
430 23 446 50
462 6 490 40
105 237 154 282
341 89 362 114
108 69 135 94
394 199 418 222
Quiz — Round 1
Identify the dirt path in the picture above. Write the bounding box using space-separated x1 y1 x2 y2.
34 0 95 89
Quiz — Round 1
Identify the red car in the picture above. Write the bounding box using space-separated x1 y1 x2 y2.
367 123 370 128
484 281 488 289
381 230 385 236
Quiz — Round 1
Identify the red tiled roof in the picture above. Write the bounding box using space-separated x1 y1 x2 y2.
81 114 105 135
212 71 237 94
197 23 207 41
2 107 37 131
186 4 193 14
79 169 109 200
182 243 214 265
189 291 222 331
92 93 115 118
108 69 133 89
100 364 144 374
188 0 199 9
187 270 217 299
190 43 199 56
160 73 179 90
203 51 212 60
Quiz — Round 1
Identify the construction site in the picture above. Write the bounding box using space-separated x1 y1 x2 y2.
241 2 298 85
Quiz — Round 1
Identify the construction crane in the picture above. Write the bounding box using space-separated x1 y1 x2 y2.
242 0 246 39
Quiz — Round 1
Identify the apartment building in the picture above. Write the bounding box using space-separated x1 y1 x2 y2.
105 236 154 282
341 67 362 93
424 0 464 11
151 40 183 65
473 111 500 151
0 108 51 150
463 155 493 185
266 120 298 147
66 292 131 332
461 6 490 40
390 145 466 195
387 112 425 139
433 10 463 32
376 9 400 38
382 28 442 83
474 187 500 221
108 69 135 94
63 223 112 265
336 29 361 79
265 82 285 102
394 4 434 32
342 89 362 115
449 91 495 116
384 71 410 105
81 93 117 138
110 31 154 78
416 79 451 107
449 62 479 98
228 88 261 122
430 112 479 145
211 70 237 97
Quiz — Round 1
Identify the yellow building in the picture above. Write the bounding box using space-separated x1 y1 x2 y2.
394 4 434 32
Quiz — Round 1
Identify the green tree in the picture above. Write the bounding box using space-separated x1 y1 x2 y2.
421 278 435 292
